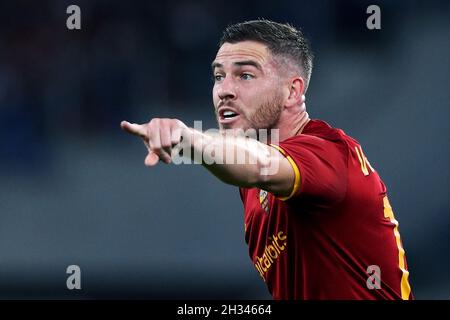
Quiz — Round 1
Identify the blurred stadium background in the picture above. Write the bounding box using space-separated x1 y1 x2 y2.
0 0 449 299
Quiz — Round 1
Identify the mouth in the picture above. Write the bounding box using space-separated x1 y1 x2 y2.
218 106 241 124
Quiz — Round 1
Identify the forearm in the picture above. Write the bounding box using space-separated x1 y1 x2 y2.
183 128 290 193
121 118 294 196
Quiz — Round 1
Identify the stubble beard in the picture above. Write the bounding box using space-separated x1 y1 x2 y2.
216 90 284 137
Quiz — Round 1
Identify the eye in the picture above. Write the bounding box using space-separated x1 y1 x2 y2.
241 73 254 80
214 74 224 82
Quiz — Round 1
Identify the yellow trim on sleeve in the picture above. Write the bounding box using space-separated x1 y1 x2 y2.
270 144 301 201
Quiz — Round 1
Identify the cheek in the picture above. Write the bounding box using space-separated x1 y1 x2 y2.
244 85 270 106
212 87 219 105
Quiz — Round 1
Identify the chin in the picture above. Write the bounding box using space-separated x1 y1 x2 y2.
222 123 245 132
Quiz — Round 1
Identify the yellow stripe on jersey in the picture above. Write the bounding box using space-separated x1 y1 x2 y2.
355 146 369 176
270 144 301 201
355 146 375 175
383 196 412 300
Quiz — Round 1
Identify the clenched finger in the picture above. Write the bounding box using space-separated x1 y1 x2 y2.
144 151 160 166
148 122 171 164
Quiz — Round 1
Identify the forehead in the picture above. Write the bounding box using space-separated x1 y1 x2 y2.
214 41 272 66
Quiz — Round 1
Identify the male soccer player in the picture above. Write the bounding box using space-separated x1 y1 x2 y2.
121 19 413 300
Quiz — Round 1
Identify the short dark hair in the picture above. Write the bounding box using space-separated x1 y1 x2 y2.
220 19 314 91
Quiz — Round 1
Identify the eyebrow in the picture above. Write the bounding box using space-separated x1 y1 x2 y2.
211 60 263 72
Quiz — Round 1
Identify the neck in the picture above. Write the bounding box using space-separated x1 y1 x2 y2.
271 103 310 143
292 107 310 136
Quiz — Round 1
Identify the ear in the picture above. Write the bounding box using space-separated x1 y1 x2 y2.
285 77 305 108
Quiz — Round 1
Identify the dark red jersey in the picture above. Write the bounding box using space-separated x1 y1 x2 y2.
239 119 412 300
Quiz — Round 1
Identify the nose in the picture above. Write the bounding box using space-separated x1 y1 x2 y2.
216 76 237 101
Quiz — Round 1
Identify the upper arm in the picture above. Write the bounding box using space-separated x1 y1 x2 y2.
263 136 347 203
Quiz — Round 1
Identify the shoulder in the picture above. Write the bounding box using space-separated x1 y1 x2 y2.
290 119 347 141
280 119 356 155
279 121 342 153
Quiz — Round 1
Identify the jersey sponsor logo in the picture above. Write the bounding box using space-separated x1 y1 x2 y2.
254 231 287 281
259 189 269 213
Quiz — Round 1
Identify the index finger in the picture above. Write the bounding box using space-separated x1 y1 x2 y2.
120 121 147 138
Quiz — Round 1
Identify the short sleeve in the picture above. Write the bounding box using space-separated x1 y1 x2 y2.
271 135 347 204
239 187 248 203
